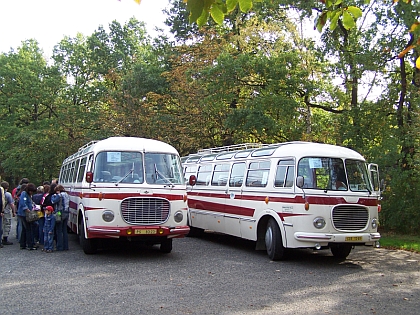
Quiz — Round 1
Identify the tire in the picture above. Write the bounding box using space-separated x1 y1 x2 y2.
330 244 352 260
265 218 286 261
187 226 205 237
79 219 98 255
160 238 172 253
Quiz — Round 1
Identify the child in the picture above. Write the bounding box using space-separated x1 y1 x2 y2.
43 206 55 253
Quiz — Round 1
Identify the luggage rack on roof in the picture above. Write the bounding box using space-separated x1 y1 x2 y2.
197 143 265 155
78 140 98 152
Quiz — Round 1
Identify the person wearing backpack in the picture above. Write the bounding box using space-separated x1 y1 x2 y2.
51 185 69 251
17 183 38 250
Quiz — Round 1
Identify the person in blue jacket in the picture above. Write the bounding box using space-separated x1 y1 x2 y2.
51 185 70 251
17 183 37 250
43 206 55 253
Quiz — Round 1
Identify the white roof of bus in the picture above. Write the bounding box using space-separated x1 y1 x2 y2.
90 137 179 154
271 142 365 160
63 137 179 163
184 141 365 163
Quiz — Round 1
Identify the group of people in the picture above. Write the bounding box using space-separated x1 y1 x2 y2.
0 177 70 253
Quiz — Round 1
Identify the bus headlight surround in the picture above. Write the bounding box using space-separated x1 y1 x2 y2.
371 218 378 229
102 210 115 222
313 217 326 229
174 211 184 223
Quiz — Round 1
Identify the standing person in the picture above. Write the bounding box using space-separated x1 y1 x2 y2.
0 184 4 248
38 185 50 247
13 178 29 241
1 181 16 245
32 186 44 245
51 184 69 251
42 206 55 253
17 183 38 250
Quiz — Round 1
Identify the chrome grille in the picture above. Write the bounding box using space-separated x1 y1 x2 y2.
332 205 369 231
121 198 170 225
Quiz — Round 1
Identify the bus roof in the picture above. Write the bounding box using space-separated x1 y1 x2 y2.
183 142 365 163
63 137 179 163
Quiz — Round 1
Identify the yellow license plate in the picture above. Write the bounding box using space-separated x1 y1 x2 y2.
345 236 362 241
134 229 157 235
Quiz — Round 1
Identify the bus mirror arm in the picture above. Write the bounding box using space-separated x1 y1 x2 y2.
296 176 306 199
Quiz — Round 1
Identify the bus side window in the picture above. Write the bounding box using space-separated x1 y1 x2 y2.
229 162 245 187
246 161 270 187
211 163 229 186
196 164 213 186
275 159 295 188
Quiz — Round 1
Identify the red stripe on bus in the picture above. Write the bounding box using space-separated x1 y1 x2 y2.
188 199 255 217
188 191 378 206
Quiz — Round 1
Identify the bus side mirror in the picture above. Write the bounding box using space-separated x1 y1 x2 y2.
86 171 93 183
296 176 304 188
189 175 197 186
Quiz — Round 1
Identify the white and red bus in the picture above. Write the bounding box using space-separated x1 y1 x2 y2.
59 137 189 254
182 142 381 260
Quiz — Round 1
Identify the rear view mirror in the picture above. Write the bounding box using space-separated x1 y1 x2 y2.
189 175 197 186
296 176 304 188
86 171 93 183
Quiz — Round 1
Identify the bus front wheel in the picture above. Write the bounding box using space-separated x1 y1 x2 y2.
265 218 286 261
330 244 352 260
79 219 98 255
160 238 172 253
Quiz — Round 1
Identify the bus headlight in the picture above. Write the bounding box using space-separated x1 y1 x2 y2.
174 211 184 223
313 217 326 229
371 218 378 229
102 210 115 222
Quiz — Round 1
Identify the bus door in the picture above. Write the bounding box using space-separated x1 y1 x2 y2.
225 162 246 237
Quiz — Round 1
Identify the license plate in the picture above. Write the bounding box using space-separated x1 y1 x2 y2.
134 229 157 235
345 236 362 241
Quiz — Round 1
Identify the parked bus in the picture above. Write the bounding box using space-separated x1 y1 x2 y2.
59 137 189 254
182 142 381 261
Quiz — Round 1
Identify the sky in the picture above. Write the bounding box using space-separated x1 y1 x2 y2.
0 0 170 55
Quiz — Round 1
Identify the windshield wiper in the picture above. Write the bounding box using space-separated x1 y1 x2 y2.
154 164 174 187
115 167 134 186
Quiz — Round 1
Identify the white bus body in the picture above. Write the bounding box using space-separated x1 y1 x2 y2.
59 137 189 254
183 142 381 260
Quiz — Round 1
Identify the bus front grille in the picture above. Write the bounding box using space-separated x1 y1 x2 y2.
121 198 170 225
332 205 369 231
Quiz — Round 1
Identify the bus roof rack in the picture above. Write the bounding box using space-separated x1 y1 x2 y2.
197 143 265 154
78 140 98 152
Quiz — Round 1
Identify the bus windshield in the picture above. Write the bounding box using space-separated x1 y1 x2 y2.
298 157 372 192
93 151 184 185
145 153 184 185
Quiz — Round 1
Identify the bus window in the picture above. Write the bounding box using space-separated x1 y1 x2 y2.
298 157 348 190
94 151 144 183
72 159 80 183
145 153 184 185
246 161 270 187
77 157 87 183
196 164 213 186
346 160 371 192
211 163 229 186
229 163 245 187
184 165 197 182
275 159 295 188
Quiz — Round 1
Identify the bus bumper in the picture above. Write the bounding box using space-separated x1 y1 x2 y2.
294 232 381 245
87 225 190 239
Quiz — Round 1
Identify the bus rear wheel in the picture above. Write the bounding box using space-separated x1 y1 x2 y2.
265 218 286 261
79 219 98 255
